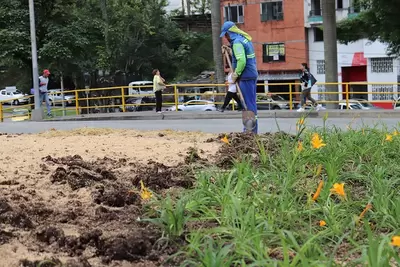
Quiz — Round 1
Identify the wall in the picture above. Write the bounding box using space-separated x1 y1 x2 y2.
307 27 399 104
220 0 307 74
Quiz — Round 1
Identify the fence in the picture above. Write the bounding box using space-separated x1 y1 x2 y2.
1 82 399 122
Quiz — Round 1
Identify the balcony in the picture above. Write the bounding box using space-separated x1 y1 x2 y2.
308 9 322 24
347 6 362 18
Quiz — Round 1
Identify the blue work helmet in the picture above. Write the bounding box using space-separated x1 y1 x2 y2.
220 21 235 38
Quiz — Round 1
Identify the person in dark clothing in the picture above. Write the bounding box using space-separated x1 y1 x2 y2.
220 68 243 112
298 63 321 112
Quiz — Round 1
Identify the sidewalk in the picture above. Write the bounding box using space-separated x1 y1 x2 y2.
45 110 400 121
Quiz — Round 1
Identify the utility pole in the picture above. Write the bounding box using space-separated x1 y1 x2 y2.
211 0 225 93
29 0 43 121
322 0 339 109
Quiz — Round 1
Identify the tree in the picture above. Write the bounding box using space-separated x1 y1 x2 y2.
211 0 225 93
322 0 338 109
192 0 211 15
337 0 400 55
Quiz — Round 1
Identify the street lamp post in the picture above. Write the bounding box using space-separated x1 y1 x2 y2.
28 0 43 120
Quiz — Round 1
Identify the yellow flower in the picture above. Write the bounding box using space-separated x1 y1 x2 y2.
311 133 326 149
390 236 400 247
297 118 305 126
385 134 393 142
140 180 152 200
356 203 373 225
221 135 229 144
393 130 399 136
319 220 327 227
359 203 373 219
312 180 324 201
297 141 304 152
330 183 346 198
315 164 322 177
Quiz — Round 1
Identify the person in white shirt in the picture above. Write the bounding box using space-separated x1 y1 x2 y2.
219 68 243 112
38 69 52 117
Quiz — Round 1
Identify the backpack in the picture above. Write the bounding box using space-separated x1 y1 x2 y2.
309 73 317 87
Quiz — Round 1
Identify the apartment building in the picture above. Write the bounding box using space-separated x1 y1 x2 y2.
221 0 399 108
306 0 400 108
220 0 307 99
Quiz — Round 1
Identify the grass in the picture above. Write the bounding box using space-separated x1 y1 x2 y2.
144 116 400 266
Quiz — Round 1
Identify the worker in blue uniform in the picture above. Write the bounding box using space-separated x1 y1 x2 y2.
220 21 258 134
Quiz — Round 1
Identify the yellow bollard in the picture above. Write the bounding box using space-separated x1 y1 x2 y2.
174 85 179 112
121 87 126 112
289 84 293 110
75 90 79 115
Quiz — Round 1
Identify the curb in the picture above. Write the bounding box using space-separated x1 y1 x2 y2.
45 110 400 122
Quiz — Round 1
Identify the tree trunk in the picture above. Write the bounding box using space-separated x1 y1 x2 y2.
211 0 225 95
186 0 191 16
322 0 339 109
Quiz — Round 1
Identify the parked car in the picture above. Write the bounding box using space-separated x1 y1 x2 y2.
119 96 156 112
345 99 382 109
48 90 76 106
167 100 216 111
394 97 400 109
128 81 154 96
0 89 29 105
338 102 362 110
257 94 291 110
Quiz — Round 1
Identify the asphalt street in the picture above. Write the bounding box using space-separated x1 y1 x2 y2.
0 118 398 134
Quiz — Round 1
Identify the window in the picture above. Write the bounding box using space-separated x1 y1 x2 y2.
371 58 393 73
224 5 244 23
337 0 343 9
317 60 325 74
262 43 285 62
314 28 323 42
260 1 283 21
372 84 394 100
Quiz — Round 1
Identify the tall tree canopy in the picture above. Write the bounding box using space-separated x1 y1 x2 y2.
337 0 400 55
0 0 213 91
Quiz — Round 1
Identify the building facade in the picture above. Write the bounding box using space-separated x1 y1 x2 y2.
221 0 399 108
220 0 308 99
305 0 400 108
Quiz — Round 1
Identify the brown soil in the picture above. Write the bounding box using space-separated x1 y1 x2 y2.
0 129 285 267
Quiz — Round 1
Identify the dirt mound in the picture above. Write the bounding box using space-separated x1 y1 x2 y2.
214 132 295 168
132 160 196 192
20 257 92 267
45 155 118 190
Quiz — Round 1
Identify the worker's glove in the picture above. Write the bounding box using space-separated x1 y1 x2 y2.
231 72 239 83
221 45 232 55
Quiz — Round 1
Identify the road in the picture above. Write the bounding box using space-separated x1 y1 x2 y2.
0 118 398 134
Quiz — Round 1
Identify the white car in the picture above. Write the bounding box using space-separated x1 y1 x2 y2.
0 90 29 105
167 100 217 111
48 90 76 106
338 102 363 110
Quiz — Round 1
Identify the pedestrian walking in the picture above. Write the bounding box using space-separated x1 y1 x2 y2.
297 63 321 112
39 69 52 117
220 67 243 112
152 69 166 113
220 21 258 133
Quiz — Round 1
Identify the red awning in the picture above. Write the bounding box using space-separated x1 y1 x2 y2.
352 52 367 66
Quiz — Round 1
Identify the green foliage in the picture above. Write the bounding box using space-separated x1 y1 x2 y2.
146 120 400 265
337 0 400 55
0 0 214 89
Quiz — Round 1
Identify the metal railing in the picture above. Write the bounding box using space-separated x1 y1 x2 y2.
1 82 400 122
